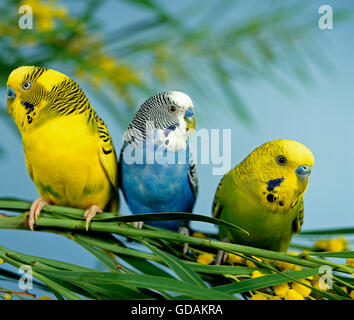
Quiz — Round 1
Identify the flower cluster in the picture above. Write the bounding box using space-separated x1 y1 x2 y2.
196 253 214 265
0 0 141 109
20 0 67 32
347 256 354 268
195 233 353 300
315 237 349 252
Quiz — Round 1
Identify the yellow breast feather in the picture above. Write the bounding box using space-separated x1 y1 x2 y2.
213 139 314 261
7 66 119 230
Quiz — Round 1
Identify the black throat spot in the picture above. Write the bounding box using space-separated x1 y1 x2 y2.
266 194 275 203
21 101 35 115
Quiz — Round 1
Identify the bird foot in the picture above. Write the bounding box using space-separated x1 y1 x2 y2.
133 221 144 229
28 198 49 231
178 226 190 255
84 205 102 231
215 237 230 265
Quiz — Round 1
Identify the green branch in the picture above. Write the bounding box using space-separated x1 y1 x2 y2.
0 201 353 275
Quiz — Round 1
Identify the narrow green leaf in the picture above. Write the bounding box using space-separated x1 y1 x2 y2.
143 240 207 288
0 200 31 211
215 268 319 294
69 280 152 300
306 251 354 259
300 228 354 235
73 233 174 278
0 251 84 300
215 268 350 300
188 263 267 276
38 270 238 300
3 249 95 273
95 212 249 236
0 200 248 235
335 275 354 286
73 232 158 262
0 215 331 271
0 267 48 290
1 245 151 299
74 239 120 272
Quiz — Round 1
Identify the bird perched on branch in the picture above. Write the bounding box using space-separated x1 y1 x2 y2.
119 91 198 242
212 139 314 264
6 66 119 231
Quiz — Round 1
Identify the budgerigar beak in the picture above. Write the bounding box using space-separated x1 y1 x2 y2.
184 107 196 135
295 165 312 195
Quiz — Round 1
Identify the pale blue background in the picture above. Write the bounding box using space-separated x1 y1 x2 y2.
0 0 353 296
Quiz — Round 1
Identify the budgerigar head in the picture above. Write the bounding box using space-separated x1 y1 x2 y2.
233 139 315 213
6 66 87 132
126 91 196 149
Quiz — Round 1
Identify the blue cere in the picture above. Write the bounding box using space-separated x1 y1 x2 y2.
7 87 16 98
184 108 194 117
296 165 312 177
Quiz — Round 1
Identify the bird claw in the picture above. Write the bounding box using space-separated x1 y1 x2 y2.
133 221 144 229
215 250 229 265
215 237 230 265
84 205 102 231
178 226 190 255
28 198 48 231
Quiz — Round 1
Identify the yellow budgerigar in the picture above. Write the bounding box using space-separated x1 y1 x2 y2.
213 139 314 263
6 66 119 231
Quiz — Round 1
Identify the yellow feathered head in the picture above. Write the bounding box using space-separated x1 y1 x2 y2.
6 66 81 132
234 139 315 212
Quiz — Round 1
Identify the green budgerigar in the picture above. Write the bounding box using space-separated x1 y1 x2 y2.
213 139 314 260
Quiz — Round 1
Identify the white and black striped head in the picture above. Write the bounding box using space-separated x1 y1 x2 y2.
126 91 196 149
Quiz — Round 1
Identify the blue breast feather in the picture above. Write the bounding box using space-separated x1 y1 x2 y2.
120 142 196 230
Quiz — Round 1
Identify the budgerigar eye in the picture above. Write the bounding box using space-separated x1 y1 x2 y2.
168 105 177 113
276 156 287 166
22 80 32 90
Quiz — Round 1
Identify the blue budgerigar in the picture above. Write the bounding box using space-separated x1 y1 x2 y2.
119 91 198 235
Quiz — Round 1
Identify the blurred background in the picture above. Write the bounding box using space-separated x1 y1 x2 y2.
0 0 353 296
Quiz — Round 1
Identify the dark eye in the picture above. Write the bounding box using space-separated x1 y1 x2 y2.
22 80 32 90
276 156 287 166
168 105 177 113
